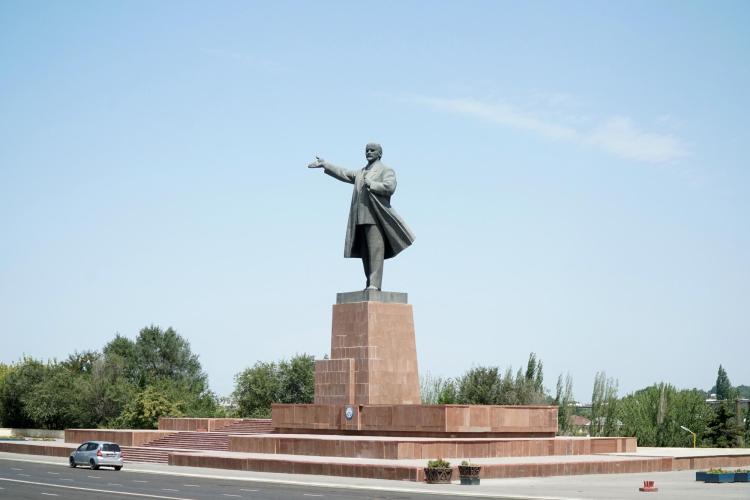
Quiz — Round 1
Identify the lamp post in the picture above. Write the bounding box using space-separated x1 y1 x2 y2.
680 425 696 448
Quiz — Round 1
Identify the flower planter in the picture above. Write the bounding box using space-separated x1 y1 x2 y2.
735 471 750 482
424 467 452 484
695 471 708 482
705 472 735 483
458 465 481 485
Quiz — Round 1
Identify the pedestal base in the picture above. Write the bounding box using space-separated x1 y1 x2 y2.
314 296 420 406
272 404 558 438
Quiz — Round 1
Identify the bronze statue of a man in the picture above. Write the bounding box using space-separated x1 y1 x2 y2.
308 143 415 290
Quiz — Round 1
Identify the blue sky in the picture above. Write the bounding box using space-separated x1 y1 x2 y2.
1 1 748 401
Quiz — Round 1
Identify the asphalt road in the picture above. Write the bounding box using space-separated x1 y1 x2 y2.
0 457 500 500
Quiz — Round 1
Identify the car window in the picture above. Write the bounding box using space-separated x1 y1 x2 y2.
77 443 88 451
102 444 120 452
86 443 99 451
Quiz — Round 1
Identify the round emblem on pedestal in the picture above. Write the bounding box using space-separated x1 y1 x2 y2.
344 406 354 421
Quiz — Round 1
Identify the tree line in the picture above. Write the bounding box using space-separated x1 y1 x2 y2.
1 326 747 450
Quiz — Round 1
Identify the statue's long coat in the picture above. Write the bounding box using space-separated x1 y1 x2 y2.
324 161 415 259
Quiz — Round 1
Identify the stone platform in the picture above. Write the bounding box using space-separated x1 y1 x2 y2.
168 449 671 481
229 433 635 458
272 403 558 437
4 437 750 482
314 298 420 406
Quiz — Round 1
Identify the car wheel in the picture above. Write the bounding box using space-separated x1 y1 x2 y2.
89 459 99 470
69 457 76 468
114 466 122 471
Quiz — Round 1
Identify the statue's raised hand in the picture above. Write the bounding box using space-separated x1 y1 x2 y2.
307 156 326 169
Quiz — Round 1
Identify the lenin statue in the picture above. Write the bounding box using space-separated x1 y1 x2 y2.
307 143 415 290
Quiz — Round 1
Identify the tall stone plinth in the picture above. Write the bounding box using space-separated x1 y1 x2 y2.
314 290 420 406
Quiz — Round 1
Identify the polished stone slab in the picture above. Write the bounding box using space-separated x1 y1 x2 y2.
336 290 408 304
315 301 420 406
272 404 558 437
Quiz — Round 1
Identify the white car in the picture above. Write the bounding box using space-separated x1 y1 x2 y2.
69 441 123 470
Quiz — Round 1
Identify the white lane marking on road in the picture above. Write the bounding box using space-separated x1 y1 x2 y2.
10 467 23 470
87 475 101 478
304 495 324 498
134 480 149 483
240 489 258 492
41 493 58 497
222 495 241 498
162 489 180 492
0 477 199 499
109 482 123 486
17 473 31 477
183 484 200 487
46 471 60 475
60 478 73 481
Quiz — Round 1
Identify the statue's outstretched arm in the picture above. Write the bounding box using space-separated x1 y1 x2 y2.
308 156 357 184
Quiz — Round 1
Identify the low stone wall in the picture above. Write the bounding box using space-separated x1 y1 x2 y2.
229 435 637 459
272 404 558 437
169 452 419 480
64 429 174 447
168 451 671 482
158 418 238 432
0 441 75 457
673 454 750 471
0 428 65 439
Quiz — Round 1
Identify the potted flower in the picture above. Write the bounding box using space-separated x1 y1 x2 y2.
695 470 709 481
705 468 735 483
735 469 749 482
424 458 452 484
458 460 481 485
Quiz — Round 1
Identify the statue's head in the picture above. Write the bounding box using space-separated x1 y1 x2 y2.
365 143 382 162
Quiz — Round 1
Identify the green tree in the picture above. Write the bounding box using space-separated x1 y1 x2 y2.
617 384 712 447
233 354 316 418
457 366 502 404
75 356 135 428
715 365 733 400
102 326 219 423
234 361 279 417
115 385 182 429
437 380 458 404
0 357 49 428
590 371 619 437
555 373 574 435
23 365 81 429
704 402 743 447
277 354 315 404
0 363 10 426
420 373 457 404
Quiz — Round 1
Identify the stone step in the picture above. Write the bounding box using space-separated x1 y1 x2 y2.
169 451 672 482
120 446 170 464
229 434 637 459
143 432 229 451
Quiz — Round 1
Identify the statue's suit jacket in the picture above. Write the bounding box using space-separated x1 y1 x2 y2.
324 160 415 259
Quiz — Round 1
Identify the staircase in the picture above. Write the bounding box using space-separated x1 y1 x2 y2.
121 446 171 464
216 419 273 435
142 432 229 451
132 419 274 457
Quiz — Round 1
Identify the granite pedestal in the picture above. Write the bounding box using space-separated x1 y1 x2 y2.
313 291 420 406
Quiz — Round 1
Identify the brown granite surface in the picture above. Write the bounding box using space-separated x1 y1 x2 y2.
229 434 636 459
3 439 749 482
64 429 174 447
158 418 238 432
169 450 674 481
314 301 420 406
273 404 557 437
